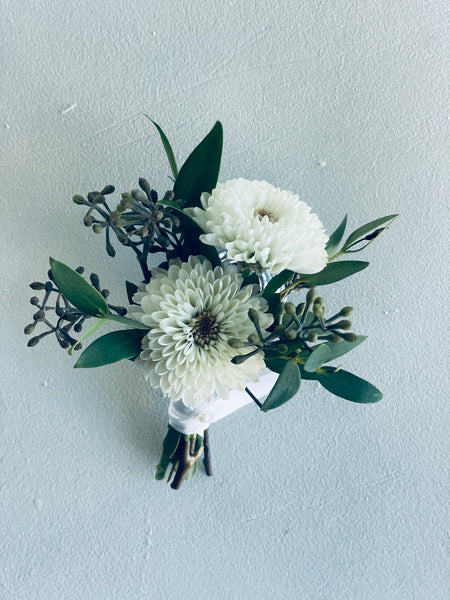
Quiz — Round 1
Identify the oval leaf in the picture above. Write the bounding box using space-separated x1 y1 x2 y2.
105 313 150 330
74 329 146 368
326 214 347 257
342 214 398 251
174 121 223 208
50 258 109 317
321 335 367 361
262 269 294 299
318 368 383 403
304 344 332 373
299 261 369 286
261 359 301 412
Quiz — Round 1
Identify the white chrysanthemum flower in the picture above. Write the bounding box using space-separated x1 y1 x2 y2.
187 178 329 275
131 256 272 408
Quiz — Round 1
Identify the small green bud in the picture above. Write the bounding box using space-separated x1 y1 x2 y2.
284 302 296 316
139 178 152 195
93 194 105 204
75 266 84 274
101 185 115 195
285 329 297 340
116 232 129 245
83 215 93 227
90 273 100 288
332 320 352 330
306 287 317 304
231 354 249 365
92 224 103 234
116 204 126 213
72 194 88 205
313 296 324 306
313 303 324 318
275 344 288 355
327 333 342 344
132 189 148 203
33 310 45 321
29 282 45 290
306 331 318 342
154 210 163 221
24 323 36 335
228 338 244 348
338 332 358 342
27 336 41 347
296 302 306 317
109 210 120 221
247 333 260 345
164 190 175 201
248 308 260 326
30 296 40 305
339 306 354 317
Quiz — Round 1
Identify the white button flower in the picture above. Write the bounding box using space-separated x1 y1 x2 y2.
131 256 272 408
188 178 329 275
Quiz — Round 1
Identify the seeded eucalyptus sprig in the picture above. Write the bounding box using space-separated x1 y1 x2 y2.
73 180 184 282
25 267 127 350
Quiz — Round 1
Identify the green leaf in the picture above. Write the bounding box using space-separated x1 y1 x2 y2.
298 261 369 286
74 329 146 368
155 426 182 480
318 368 383 403
321 335 367 361
68 317 107 356
303 335 367 372
146 117 178 179
173 121 223 208
342 214 398 251
261 359 301 412
49 258 109 317
262 269 294 299
304 344 332 372
326 214 347 257
125 280 139 304
105 313 150 330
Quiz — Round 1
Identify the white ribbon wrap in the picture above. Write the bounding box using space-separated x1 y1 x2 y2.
168 370 279 435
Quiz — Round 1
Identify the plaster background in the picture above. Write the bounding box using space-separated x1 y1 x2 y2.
1 1 448 598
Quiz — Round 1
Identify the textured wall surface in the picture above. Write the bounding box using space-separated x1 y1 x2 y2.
1 1 448 598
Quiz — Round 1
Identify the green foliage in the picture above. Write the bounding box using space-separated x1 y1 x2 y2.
105 313 150 330
49 258 109 317
74 329 147 368
262 269 294 298
173 121 223 208
146 118 179 179
299 261 369 286
318 368 383 403
155 426 182 480
326 214 347 257
342 214 398 253
261 359 301 412
304 335 367 372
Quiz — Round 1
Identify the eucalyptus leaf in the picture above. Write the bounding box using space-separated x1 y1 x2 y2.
321 335 367 361
173 121 223 208
304 343 332 372
146 117 178 179
49 258 109 317
74 329 146 368
261 359 301 412
318 368 383 403
326 214 347 257
298 261 369 286
342 214 398 251
262 269 294 299
105 313 150 330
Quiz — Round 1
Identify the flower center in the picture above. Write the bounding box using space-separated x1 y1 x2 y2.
255 208 276 223
191 310 219 346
